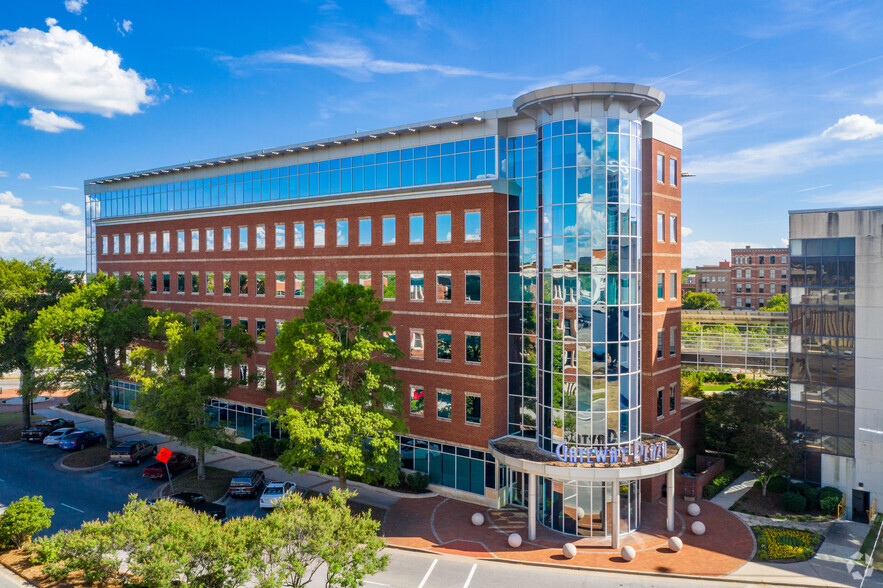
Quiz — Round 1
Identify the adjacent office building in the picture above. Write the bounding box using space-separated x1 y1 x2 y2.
731 246 788 309
695 261 731 307
789 207 882 520
86 83 686 543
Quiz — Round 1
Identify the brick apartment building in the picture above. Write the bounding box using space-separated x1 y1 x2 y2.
87 83 687 542
730 246 788 308
695 261 731 307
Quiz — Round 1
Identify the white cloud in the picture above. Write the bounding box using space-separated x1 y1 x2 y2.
115 19 133 36
682 226 693 237
21 108 84 133
0 203 84 257
59 202 81 217
0 171 7 177
0 18 154 116
386 0 426 17
17 172 30 180
822 114 883 141
0 191 24 207
682 240 769 268
64 0 87 14
44 185 79 191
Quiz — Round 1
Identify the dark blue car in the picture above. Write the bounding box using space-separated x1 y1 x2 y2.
58 430 106 451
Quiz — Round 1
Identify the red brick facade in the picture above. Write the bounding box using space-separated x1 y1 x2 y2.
729 247 788 309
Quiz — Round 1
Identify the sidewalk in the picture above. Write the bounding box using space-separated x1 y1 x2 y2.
710 470 756 510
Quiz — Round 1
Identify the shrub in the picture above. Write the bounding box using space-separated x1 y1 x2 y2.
250 434 277 459
405 472 429 492
820 486 842 502
235 441 252 455
790 481 810 496
820 495 841 516
274 437 291 457
0 496 54 549
767 476 788 494
804 487 821 510
703 469 738 498
782 491 807 514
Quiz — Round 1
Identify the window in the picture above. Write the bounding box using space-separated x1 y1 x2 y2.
436 272 451 301
436 212 451 243
670 327 677 357
437 390 452 420
239 318 248 333
191 230 199 252
136 272 144 288
149 272 157 293
124 234 131 254
275 224 285 248
409 385 424 416
465 334 481 363
410 272 424 301
657 153 664 182
410 329 424 359
191 273 199 294
223 272 232 294
657 329 664 359
410 215 423 243
337 271 348 284
222 228 232 250
206 273 215 295
781 269 787 279
746 269 752 279
670 383 676 413
293 272 304 297
239 272 248 295
781 284 787 294
223 317 232 330
162 231 170 252
759 269 765 278
736 297 742 308
746 297 752 308
657 213 664 242
176 230 185 252
382 217 395 244
162 272 170 293
337 220 348 246
206 229 214 251
275 272 286 297
736 268 742 278
112 235 119 254
669 158 677 186
255 225 265 249
177 272 185 294
759 283 765 294
314 221 325 247
149 233 157 253
256 272 266 296
657 388 664 418
383 272 396 299
657 272 664 299
256 366 266 390
293 223 305 247
101 235 108 254
239 364 248 385
314 272 325 293
759 255 765 265
736 283 742 293
437 332 452 361
461 275 480 304
359 272 371 287
465 394 481 424
359 218 371 245
237 227 248 250
256 320 266 343
464 211 481 241
670 215 677 243
670 271 677 299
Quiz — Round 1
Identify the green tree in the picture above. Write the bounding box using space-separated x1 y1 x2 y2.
0 495 54 549
733 424 802 496
29 272 151 447
128 309 256 480
702 384 777 453
682 291 722 310
762 293 789 312
269 281 404 491
0 258 77 428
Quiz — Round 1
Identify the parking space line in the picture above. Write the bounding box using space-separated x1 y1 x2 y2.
364 582 389 587
61 503 85 513
417 558 437 588
463 563 477 588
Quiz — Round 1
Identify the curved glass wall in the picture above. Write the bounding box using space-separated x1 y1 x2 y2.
532 117 643 453
537 478 640 536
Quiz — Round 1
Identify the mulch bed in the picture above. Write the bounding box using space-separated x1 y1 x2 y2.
733 487 833 521
61 445 111 469
0 424 25 443
0 548 124 587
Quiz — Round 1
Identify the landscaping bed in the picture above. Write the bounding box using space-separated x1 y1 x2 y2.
730 480 842 521
0 412 44 442
160 466 232 502
61 445 111 469
1 548 123 587
753 525 824 562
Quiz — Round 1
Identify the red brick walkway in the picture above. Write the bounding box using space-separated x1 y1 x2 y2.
382 497 754 577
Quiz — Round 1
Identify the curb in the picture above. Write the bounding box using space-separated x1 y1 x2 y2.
0 560 38 588
54 452 110 473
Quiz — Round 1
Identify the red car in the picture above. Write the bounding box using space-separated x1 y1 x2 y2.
142 452 196 480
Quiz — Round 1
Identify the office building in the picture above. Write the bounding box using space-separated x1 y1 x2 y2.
695 261 731 307
730 246 788 309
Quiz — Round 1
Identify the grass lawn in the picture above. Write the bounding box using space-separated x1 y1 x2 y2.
163 466 233 502
61 445 111 468
860 514 883 570
767 399 787 416
700 384 732 391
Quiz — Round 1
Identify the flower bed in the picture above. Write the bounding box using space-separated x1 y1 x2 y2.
754 526 823 562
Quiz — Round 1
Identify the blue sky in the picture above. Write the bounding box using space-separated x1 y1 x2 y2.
1 0 882 270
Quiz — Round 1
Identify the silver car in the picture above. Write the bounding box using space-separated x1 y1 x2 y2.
42 427 77 446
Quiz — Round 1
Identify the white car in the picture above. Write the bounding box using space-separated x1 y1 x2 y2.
42 428 78 446
259 481 297 509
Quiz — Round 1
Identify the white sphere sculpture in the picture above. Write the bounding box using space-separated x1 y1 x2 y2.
471 512 485 526
668 536 683 552
691 521 706 536
687 503 701 517
562 543 577 559
508 533 522 548
575 507 586 520
621 545 636 561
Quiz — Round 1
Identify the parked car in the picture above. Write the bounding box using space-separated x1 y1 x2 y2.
21 418 75 442
228 469 266 498
259 481 297 509
147 492 226 521
42 427 77 446
142 452 196 480
110 440 156 466
58 430 106 451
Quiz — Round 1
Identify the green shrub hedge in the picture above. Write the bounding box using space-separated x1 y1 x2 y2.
703 469 738 499
782 492 807 514
820 495 841 516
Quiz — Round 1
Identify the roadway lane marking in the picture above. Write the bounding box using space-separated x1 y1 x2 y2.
417 558 437 588
463 563 477 588
61 503 85 513
364 582 389 587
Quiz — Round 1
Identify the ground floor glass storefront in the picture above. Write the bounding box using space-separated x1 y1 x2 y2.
398 436 494 496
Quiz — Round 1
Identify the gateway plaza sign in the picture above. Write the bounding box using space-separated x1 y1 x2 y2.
554 439 668 466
